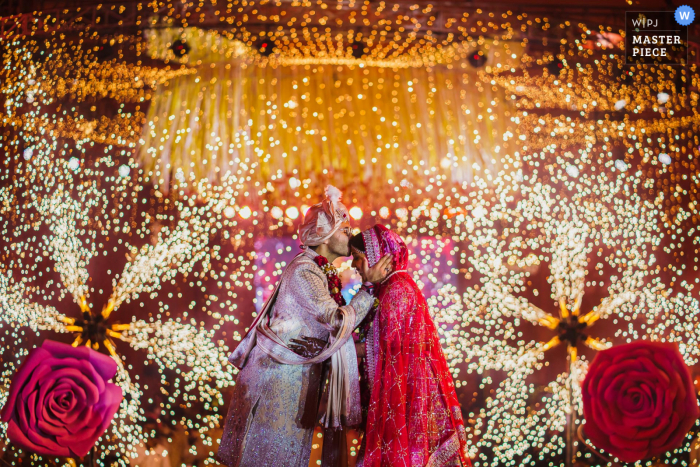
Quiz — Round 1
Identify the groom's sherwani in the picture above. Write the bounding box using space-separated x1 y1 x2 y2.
217 248 373 467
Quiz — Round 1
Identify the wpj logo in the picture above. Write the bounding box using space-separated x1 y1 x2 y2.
631 16 660 28
625 8 690 65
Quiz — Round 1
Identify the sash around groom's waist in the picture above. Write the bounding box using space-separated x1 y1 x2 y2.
255 307 352 365
257 304 361 428
228 303 362 428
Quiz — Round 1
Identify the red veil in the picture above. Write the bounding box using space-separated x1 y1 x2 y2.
357 225 471 467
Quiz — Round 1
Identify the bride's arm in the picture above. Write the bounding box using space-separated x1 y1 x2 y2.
294 263 375 329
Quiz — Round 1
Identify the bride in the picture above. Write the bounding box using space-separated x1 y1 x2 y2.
349 224 471 467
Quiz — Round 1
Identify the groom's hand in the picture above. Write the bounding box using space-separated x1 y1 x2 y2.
289 336 327 358
362 254 393 284
355 342 366 359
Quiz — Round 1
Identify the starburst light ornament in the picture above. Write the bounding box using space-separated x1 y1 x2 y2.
0 151 236 465
431 153 700 467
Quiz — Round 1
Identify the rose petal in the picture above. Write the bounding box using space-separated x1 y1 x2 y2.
40 341 117 381
0 347 50 422
609 433 649 451
48 383 78 414
5 418 71 457
61 383 121 458
40 375 88 428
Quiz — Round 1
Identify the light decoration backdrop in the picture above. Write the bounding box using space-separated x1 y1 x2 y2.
431 154 700 465
0 1 699 466
0 150 243 465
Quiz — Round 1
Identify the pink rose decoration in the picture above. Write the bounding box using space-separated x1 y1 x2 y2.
1 340 122 458
582 341 700 463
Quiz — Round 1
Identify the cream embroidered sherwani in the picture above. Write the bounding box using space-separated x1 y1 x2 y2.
217 248 374 467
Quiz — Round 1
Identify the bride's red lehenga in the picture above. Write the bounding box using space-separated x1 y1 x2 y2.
356 225 471 467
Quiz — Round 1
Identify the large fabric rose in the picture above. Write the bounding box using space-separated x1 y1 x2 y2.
582 341 700 463
1 340 122 458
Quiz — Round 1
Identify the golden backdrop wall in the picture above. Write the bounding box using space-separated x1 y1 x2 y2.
138 27 524 197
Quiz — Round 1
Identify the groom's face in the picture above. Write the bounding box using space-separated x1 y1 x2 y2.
327 221 352 257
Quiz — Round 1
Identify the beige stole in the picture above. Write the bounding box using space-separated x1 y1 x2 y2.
229 268 361 428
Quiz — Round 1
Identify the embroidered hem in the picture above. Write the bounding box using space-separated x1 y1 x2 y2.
362 228 381 266
425 432 461 467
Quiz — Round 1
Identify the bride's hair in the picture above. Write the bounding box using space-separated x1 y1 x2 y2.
349 233 366 254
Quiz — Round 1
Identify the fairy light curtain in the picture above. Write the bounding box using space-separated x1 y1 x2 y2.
138 27 523 193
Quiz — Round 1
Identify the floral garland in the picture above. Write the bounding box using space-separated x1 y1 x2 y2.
313 255 346 306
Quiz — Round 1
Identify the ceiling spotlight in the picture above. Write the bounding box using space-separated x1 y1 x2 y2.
118 164 130 178
170 39 190 58
379 206 390 219
22 147 33 160
270 206 283 219
224 207 236 218
256 39 274 56
350 42 365 59
471 205 486 219
68 157 80 171
657 92 670 104
546 58 565 75
566 165 580 177
467 50 487 68
658 153 672 165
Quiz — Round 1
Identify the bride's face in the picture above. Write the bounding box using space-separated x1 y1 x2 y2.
351 247 367 274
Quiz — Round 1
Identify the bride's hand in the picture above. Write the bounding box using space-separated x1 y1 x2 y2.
361 254 393 284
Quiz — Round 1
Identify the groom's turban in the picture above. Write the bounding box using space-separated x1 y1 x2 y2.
298 185 350 247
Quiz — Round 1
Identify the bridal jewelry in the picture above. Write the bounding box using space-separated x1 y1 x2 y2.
380 269 408 284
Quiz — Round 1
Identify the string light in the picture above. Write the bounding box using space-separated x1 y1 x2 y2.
430 153 700 465
0 152 238 465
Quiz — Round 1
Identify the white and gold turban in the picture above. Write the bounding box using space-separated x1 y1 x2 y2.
298 185 350 247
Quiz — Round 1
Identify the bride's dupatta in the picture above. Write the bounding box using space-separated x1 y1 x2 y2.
357 225 471 467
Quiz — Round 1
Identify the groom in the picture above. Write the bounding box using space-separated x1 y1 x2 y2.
217 185 392 467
